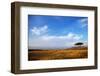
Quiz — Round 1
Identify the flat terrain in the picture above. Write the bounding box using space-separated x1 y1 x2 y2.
28 47 88 60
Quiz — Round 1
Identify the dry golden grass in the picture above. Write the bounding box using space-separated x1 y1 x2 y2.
28 47 88 60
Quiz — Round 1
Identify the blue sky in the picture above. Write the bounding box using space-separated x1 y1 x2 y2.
28 15 88 49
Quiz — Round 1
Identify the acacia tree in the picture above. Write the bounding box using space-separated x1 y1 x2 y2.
74 42 83 47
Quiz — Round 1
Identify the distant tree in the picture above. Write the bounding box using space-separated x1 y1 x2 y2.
74 42 83 47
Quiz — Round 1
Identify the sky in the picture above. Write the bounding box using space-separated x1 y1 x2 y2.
28 15 88 49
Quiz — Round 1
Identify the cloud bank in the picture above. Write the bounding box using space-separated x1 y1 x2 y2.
29 25 85 49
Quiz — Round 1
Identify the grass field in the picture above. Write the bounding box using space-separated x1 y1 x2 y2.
28 46 88 60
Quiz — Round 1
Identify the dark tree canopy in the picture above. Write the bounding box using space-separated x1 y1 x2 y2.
75 42 83 46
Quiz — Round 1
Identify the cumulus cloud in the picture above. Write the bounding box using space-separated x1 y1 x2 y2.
41 33 82 41
29 32 83 49
31 25 48 36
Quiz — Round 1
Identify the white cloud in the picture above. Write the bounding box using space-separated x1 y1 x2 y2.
66 33 82 40
29 32 83 49
79 18 88 28
31 25 48 36
80 18 87 23
41 33 82 41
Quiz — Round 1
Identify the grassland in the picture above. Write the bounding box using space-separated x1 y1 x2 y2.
28 46 88 60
